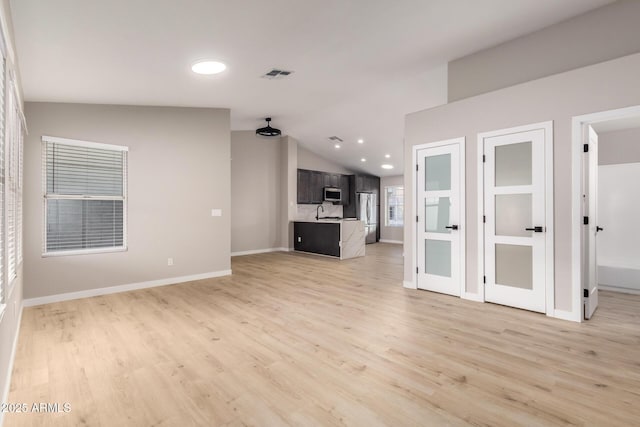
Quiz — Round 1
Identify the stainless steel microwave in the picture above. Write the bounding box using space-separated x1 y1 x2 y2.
323 187 342 203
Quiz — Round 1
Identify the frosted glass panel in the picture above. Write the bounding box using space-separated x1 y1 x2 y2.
495 194 532 237
425 154 451 191
495 244 532 289
425 239 451 277
425 197 451 234
495 142 532 186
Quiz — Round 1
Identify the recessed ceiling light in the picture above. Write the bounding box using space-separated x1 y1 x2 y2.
192 60 227 75
381 164 394 169
361 158 366 162
357 139 364 144
385 154 391 158
334 144 341 149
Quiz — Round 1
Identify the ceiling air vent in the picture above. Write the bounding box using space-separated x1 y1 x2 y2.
261 69 294 79
328 136 344 142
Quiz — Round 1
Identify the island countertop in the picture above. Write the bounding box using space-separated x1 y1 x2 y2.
292 220 365 259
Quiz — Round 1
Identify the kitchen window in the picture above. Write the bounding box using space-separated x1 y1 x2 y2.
42 136 128 256
385 185 404 227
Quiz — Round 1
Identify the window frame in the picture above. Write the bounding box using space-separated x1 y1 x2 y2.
41 135 129 257
385 185 404 227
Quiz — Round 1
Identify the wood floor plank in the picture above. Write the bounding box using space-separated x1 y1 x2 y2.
6 243 640 426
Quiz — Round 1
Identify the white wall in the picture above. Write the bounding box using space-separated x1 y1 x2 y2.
297 145 354 174
598 162 640 267
598 127 640 165
24 103 231 299
448 1 640 101
405 52 640 315
380 175 404 243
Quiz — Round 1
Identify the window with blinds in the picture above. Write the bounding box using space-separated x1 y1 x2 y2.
0 53 5 305
43 137 128 255
385 185 404 227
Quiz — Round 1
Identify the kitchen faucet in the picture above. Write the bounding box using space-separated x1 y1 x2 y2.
316 204 324 220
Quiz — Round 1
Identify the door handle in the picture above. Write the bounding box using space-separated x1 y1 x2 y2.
525 226 544 232
445 225 459 230
596 226 604 232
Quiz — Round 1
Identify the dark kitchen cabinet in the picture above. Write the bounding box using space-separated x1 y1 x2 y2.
297 169 350 205
294 222 341 257
339 175 350 205
323 173 339 188
309 171 324 203
297 169 311 204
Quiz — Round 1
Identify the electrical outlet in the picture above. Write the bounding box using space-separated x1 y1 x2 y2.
297 237 301 242
211 209 222 217
167 258 174 266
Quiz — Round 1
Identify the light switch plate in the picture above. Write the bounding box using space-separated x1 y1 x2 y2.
211 209 222 217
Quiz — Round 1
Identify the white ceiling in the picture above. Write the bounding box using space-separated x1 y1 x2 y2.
592 115 640 134
11 0 613 176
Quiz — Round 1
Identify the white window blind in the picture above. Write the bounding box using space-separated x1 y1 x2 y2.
385 185 404 227
0 53 5 305
6 80 18 282
43 137 128 255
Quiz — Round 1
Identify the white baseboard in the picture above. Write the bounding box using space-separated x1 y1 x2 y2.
379 239 403 244
600 284 640 295
23 270 233 307
231 247 290 257
461 291 483 302
1 302 23 427
599 265 640 292
551 308 581 322
403 280 417 289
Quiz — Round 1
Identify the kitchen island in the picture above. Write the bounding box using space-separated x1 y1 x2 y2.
293 219 365 259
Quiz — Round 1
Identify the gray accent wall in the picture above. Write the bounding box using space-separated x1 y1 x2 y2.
231 131 285 253
380 175 404 243
405 52 640 314
448 1 640 102
230 131 299 253
598 127 640 165
24 103 231 299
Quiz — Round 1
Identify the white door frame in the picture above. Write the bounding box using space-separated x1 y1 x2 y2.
571 105 640 322
477 121 555 316
410 137 466 298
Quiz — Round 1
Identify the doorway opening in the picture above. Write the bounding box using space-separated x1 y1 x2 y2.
572 105 640 321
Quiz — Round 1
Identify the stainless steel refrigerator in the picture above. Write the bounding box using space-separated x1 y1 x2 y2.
357 192 377 244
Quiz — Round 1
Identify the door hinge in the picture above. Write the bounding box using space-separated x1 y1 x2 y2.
483 215 486 223
416 164 419 171
583 144 589 153
482 154 486 163
416 215 419 223
584 289 589 298
583 216 589 225
483 275 486 284
416 267 419 274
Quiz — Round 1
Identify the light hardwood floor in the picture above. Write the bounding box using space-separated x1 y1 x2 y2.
6 243 640 426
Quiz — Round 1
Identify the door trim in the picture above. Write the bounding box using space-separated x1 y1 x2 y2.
411 137 466 297
571 105 640 322
477 121 554 316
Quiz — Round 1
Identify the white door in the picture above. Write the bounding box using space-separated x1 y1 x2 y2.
484 129 546 313
416 144 462 296
584 125 599 319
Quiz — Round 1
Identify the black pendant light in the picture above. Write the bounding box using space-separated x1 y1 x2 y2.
256 117 281 137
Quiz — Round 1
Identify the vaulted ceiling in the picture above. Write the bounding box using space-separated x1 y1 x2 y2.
11 0 613 175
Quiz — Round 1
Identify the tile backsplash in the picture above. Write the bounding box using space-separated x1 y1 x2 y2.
297 202 344 221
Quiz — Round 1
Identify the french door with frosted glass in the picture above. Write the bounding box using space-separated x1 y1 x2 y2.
483 129 546 313
416 142 462 296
